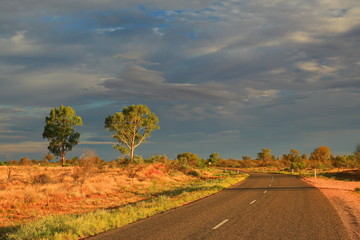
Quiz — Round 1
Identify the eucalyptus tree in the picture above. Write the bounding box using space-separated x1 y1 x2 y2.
257 148 274 165
105 104 160 162
42 105 83 167
310 146 331 163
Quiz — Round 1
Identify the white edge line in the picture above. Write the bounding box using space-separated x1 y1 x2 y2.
213 219 229 230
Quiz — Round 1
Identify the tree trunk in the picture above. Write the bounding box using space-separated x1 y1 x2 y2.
130 147 135 162
61 152 66 167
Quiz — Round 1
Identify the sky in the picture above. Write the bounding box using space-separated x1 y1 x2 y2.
0 0 359 161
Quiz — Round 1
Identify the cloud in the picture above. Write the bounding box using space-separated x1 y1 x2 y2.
79 141 115 145
0 0 359 160
0 31 41 56
0 141 47 154
95 27 125 33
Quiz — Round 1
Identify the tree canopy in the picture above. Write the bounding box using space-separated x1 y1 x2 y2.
42 105 83 166
310 146 331 163
105 104 159 162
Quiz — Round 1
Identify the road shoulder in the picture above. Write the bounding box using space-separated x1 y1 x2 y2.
304 177 360 240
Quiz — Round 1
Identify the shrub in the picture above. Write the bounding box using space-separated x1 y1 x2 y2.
146 155 168 163
20 157 31 166
355 188 360 193
133 155 144 164
177 152 199 167
197 159 206 168
32 174 53 184
187 170 200 177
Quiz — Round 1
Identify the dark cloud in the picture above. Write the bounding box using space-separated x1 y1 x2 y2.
0 0 359 160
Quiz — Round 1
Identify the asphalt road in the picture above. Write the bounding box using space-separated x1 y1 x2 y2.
88 173 350 240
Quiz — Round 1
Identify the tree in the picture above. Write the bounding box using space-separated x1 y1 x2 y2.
105 104 160 162
354 144 360 161
332 155 349 170
177 152 199 167
291 161 307 172
42 105 83 167
310 146 331 163
257 148 274 165
208 153 221 166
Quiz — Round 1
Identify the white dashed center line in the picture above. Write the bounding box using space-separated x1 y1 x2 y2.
250 200 257 204
264 190 267 193
213 219 229 230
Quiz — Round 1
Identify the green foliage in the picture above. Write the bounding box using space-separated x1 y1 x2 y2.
132 155 144 164
146 155 168 163
208 153 221 166
354 144 360 162
291 161 307 170
187 170 200 177
197 159 206 168
332 155 349 169
113 145 130 155
257 148 274 165
42 105 83 167
105 105 159 162
176 152 199 167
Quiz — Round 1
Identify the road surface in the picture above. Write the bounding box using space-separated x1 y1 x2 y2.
88 173 350 240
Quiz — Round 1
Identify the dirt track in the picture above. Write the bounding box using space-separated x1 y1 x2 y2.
304 177 360 240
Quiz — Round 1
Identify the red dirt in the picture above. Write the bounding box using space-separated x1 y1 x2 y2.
304 177 360 240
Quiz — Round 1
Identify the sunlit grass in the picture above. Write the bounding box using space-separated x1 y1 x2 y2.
3 174 247 240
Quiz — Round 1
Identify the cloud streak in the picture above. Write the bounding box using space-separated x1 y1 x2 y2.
0 0 359 160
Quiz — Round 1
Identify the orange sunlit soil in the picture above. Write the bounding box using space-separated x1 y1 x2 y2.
0 163 206 227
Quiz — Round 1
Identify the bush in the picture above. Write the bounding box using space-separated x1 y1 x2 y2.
197 159 206 168
32 174 53 184
133 155 144 164
177 152 199 167
187 170 200 177
146 155 168 163
20 157 31 166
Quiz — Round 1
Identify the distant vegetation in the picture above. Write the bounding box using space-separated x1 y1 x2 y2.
1 144 359 172
3 103 359 172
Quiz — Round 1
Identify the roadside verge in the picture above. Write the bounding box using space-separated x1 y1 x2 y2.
2 174 248 240
304 177 360 240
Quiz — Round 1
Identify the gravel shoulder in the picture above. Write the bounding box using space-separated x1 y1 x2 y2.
304 177 360 240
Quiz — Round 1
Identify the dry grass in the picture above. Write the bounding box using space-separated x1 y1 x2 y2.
0 163 211 227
